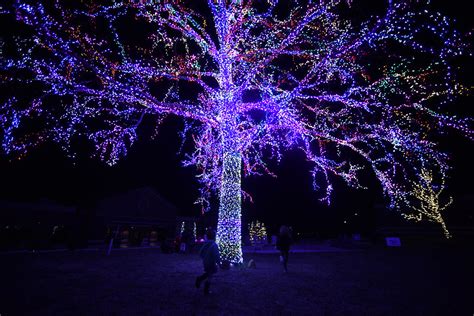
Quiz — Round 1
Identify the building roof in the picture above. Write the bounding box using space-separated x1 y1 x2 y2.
95 187 178 223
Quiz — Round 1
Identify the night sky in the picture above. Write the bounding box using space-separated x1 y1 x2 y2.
0 0 472 235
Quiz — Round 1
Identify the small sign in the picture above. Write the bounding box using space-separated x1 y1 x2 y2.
385 237 401 247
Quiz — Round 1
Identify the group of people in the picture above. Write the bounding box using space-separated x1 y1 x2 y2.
195 225 292 295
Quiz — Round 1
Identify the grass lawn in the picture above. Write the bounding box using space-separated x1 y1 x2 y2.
1 245 473 315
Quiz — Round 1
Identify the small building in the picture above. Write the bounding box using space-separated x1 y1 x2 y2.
0 198 76 250
0 187 181 250
94 187 179 248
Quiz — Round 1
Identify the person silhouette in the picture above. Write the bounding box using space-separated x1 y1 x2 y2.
276 225 292 272
195 229 220 294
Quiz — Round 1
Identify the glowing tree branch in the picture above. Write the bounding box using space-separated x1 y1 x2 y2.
1 0 472 263
403 168 453 238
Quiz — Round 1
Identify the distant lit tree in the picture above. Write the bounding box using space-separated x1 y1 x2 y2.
402 168 453 238
249 220 267 245
1 0 471 262
193 221 197 242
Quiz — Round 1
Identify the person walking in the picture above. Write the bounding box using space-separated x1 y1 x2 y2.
276 225 292 272
195 229 220 294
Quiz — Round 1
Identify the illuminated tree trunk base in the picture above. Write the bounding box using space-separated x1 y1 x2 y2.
216 152 243 263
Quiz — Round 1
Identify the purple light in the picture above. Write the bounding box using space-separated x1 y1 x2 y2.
1 1 471 261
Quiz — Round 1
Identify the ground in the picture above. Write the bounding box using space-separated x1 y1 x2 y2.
1 244 473 315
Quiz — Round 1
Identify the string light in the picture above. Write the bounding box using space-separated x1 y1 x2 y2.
249 220 268 245
1 1 471 263
402 168 453 238
180 221 185 236
216 152 243 263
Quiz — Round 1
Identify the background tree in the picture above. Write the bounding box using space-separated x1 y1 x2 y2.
1 0 471 262
249 220 267 245
402 168 453 238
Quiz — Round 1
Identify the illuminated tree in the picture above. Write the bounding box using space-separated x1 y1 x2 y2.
180 221 185 236
249 220 267 245
402 168 453 238
1 0 471 262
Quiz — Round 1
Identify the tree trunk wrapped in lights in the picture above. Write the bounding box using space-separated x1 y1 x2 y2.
1 0 472 263
216 151 243 263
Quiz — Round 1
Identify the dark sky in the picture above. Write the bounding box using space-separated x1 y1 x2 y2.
0 0 472 234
